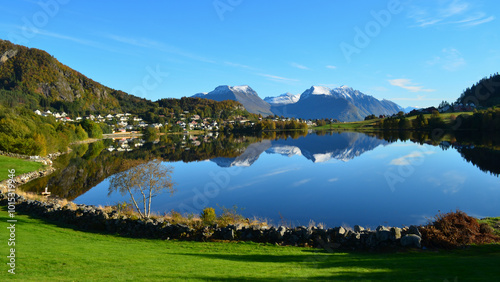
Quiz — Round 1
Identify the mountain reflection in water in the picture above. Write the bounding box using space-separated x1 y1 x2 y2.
22 131 500 227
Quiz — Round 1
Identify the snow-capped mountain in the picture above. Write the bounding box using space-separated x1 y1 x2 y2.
271 132 388 163
211 132 388 167
270 85 402 121
211 140 272 167
192 85 273 116
193 84 402 121
264 92 301 106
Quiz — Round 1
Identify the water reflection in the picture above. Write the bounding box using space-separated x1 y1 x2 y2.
21 130 500 226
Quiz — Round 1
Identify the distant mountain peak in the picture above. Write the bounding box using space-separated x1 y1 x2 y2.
192 85 272 116
232 85 251 92
211 85 257 95
264 92 301 106
310 86 332 95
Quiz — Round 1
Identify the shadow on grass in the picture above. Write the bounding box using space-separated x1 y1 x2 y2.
175 244 500 280
0 206 121 237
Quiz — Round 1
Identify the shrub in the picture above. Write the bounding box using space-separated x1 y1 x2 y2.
201 207 216 225
420 210 500 249
217 205 245 227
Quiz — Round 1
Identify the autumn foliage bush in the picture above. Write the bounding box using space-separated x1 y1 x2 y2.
420 210 500 249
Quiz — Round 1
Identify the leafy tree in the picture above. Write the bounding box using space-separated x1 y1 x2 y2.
108 159 175 219
144 126 158 142
80 119 103 138
75 124 88 140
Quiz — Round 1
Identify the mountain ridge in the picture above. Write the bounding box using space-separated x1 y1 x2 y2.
194 84 402 121
191 85 273 116
0 39 156 115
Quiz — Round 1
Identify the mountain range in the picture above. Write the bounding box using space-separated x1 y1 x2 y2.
211 132 388 167
1 39 401 121
193 85 402 121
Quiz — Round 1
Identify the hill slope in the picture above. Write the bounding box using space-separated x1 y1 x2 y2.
0 39 154 114
456 73 500 107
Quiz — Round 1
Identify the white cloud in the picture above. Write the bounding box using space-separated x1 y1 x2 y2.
326 65 337 69
290 62 310 70
224 61 255 70
257 73 299 83
388 79 435 93
427 170 467 194
262 168 298 178
427 48 466 71
106 34 216 63
461 15 494 26
327 178 339 182
390 151 435 166
292 178 311 187
408 0 495 28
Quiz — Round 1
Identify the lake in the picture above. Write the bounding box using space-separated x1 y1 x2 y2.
23 131 500 228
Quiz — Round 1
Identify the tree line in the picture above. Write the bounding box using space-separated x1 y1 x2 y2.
374 108 500 132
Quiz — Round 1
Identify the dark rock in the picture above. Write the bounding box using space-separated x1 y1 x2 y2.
223 229 235 240
390 227 401 241
354 225 364 232
408 225 421 237
376 230 391 242
401 234 421 248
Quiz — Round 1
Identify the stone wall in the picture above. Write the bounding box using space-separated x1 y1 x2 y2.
0 168 56 192
0 192 423 250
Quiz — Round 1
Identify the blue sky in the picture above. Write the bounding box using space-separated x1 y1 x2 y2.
0 0 499 108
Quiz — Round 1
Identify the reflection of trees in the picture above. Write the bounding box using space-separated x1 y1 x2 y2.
368 131 500 176
21 140 149 200
108 159 175 219
457 147 500 177
21 133 303 199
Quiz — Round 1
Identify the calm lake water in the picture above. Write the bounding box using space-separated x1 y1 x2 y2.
24 131 500 228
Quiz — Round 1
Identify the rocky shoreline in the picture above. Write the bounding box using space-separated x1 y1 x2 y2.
0 192 423 250
0 150 58 190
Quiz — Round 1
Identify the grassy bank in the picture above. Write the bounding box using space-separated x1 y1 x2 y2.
0 156 44 182
2 207 500 281
314 112 473 131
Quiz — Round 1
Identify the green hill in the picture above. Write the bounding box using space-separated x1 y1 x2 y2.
457 73 500 108
0 39 250 156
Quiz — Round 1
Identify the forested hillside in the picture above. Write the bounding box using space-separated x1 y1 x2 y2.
457 73 500 107
0 39 250 156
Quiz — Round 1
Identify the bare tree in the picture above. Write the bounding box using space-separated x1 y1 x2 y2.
108 159 175 219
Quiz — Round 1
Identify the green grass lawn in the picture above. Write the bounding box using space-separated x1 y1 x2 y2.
0 156 44 182
1 207 500 281
314 112 473 131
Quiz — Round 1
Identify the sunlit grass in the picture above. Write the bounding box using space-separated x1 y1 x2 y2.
314 112 474 131
1 207 500 280
0 155 44 182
